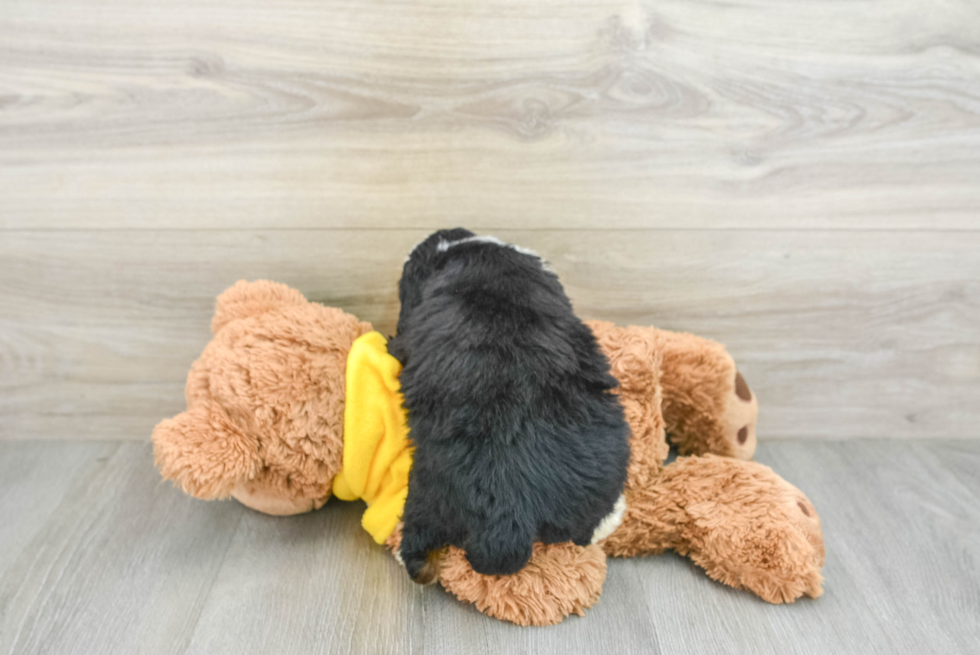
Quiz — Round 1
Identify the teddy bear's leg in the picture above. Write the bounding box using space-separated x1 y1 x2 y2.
385 525 607 626
647 328 758 459
152 398 261 501
210 279 309 334
603 455 824 603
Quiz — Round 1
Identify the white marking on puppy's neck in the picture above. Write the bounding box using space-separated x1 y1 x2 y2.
591 494 626 544
437 235 507 252
436 234 554 273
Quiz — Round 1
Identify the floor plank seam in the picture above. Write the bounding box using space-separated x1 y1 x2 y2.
171 505 247 655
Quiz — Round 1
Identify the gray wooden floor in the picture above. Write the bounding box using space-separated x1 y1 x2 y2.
1 440 977 655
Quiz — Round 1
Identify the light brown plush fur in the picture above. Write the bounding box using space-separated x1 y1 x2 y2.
153 280 824 626
153 280 371 511
602 454 824 603
386 527 607 627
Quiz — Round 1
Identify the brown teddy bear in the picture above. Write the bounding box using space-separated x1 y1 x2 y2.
152 280 824 626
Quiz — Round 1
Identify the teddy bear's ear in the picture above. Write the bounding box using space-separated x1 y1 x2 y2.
211 280 308 334
152 400 261 500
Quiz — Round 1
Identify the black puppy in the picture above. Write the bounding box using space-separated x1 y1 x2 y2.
390 229 630 584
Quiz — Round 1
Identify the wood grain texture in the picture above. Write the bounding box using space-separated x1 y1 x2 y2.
2 229 978 440
752 440 980 655
0 441 121 581
2 0 980 229
0 0 978 441
1 440 978 654
0 442 245 655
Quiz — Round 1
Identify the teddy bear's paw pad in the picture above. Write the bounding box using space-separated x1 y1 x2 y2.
734 371 752 402
718 369 759 460
439 542 607 626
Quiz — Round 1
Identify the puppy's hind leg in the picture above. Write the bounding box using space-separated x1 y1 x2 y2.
464 514 535 576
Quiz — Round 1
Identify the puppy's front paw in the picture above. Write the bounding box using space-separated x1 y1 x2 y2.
408 550 443 585
386 522 443 585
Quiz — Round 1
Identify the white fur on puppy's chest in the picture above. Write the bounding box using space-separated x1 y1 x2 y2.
591 494 626 544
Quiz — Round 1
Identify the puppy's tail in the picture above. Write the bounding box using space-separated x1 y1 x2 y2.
464 516 535 576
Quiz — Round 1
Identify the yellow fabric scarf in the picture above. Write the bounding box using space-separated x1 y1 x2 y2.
332 331 413 544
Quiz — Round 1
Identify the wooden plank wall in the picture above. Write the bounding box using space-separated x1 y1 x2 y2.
1 0 978 440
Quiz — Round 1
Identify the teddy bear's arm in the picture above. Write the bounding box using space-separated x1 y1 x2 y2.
603 455 824 604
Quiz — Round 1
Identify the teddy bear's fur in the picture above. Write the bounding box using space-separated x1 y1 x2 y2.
154 281 370 513
153 280 824 626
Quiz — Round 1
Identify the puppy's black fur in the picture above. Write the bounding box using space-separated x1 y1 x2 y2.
390 229 630 581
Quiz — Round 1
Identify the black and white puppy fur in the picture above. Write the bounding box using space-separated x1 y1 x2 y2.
389 229 630 584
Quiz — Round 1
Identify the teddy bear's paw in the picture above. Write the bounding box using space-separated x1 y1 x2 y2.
669 364 759 460
438 542 607 626
691 518 825 604
683 458 825 603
